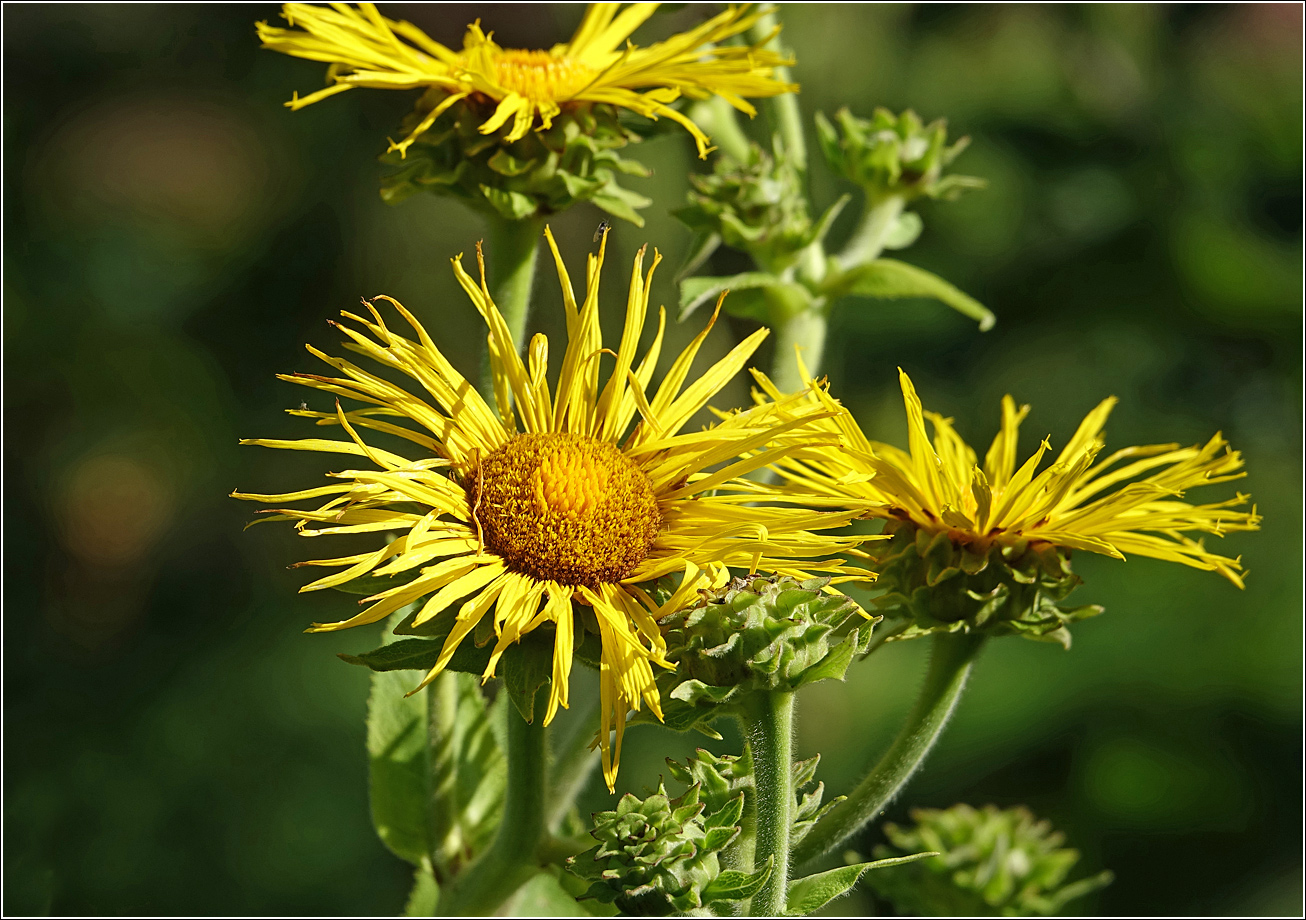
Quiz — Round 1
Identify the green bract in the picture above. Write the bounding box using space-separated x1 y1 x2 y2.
675 144 814 271
379 93 653 224
565 779 769 916
867 804 1113 917
871 520 1104 648
816 106 985 203
652 576 874 731
664 748 844 849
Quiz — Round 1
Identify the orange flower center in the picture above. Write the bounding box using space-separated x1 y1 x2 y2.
469 432 660 586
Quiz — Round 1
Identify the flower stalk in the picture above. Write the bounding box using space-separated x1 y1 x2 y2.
438 691 549 916
750 11 805 174
487 216 543 354
792 631 986 867
741 690 796 916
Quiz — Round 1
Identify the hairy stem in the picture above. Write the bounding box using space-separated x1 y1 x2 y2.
546 688 600 832
749 11 805 173
792 632 986 868
769 306 827 394
692 96 753 162
478 215 543 397
742 690 795 917
437 690 547 915
838 193 905 270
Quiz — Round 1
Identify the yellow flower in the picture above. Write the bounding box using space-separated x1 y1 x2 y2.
233 229 866 789
256 2 797 158
759 366 1260 587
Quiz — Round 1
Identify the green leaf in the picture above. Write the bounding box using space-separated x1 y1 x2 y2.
403 865 439 917
343 610 493 676
590 183 651 227
427 673 506 875
702 858 773 904
785 853 937 916
487 149 537 176
678 272 776 321
479 184 539 220
365 612 506 877
341 638 443 672
367 625 435 867
882 210 924 250
330 571 408 596
558 170 602 199
502 632 555 723
501 870 592 916
673 230 722 283
809 193 852 248
839 258 995 330
702 825 740 852
793 629 858 688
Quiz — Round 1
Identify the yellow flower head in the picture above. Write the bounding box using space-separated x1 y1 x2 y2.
760 366 1260 587
256 2 798 158
233 229 866 789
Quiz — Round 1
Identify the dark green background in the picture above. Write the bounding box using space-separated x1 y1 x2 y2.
5 3 1300 915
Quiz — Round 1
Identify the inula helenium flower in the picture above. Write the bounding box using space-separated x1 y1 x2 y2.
233 230 866 788
257 3 798 158
761 366 1260 586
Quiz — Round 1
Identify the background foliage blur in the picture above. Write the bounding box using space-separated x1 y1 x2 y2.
4 3 1300 915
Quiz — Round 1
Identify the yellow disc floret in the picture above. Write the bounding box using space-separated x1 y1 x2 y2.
470 432 660 586
489 50 598 102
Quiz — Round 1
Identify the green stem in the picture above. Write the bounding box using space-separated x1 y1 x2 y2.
478 216 543 397
837 193 904 270
437 691 548 916
769 305 827 394
742 690 795 917
546 688 600 832
749 11 805 173
691 96 753 162
791 632 985 868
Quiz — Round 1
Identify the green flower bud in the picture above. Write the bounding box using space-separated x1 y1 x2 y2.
567 779 766 915
674 144 814 271
816 107 985 203
379 93 652 224
867 804 1113 917
665 574 874 696
871 520 1104 648
665 748 844 849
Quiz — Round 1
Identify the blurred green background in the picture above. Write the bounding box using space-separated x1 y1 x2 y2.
4 3 1300 915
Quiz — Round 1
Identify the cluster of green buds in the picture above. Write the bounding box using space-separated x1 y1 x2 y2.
674 108 994 339
816 107 986 204
664 748 844 851
867 804 1114 916
380 94 652 225
565 763 770 915
648 575 875 733
674 142 826 272
869 521 1105 649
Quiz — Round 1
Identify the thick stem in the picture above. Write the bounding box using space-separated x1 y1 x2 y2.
546 689 600 832
478 216 542 397
742 690 795 917
791 632 986 868
837 194 905 270
488 216 543 350
437 691 548 916
769 306 827 394
749 12 805 174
